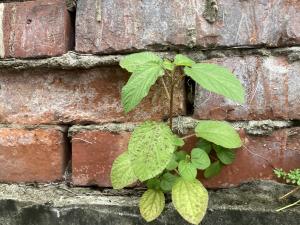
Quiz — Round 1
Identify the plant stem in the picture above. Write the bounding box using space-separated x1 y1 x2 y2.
161 77 170 100
276 199 300 212
279 186 300 200
182 133 197 140
169 73 174 130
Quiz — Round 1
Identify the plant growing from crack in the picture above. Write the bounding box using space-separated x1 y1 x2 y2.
274 168 300 212
110 52 245 224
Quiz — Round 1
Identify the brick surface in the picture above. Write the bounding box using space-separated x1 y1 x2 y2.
0 0 73 58
72 130 130 186
71 127 300 188
0 67 185 125
0 126 68 183
194 55 300 120
76 0 300 54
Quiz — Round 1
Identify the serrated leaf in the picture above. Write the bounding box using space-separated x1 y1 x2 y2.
146 178 161 190
204 161 222 179
139 189 165 222
122 62 164 112
184 63 245 103
128 122 177 181
172 178 208 225
174 54 195 67
191 148 211 170
178 160 197 181
111 151 137 189
163 59 175 71
160 172 178 192
120 52 162 72
195 121 242 148
197 139 212 154
166 154 178 170
214 145 236 165
175 151 188 161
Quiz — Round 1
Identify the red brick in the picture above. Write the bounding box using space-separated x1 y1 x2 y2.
76 0 300 54
71 127 300 188
72 130 130 186
0 67 185 124
0 126 68 183
0 0 73 58
194 55 300 120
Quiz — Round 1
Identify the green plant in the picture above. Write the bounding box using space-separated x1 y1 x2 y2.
274 168 300 212
110 52 245 224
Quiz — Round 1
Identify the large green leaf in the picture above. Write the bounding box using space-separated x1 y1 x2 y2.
191 148 211 170
195 121 242 148
139 189 165 222
120 52 162 72
110 151 137 189
214 145 236 165
184 63 245 103
122 62 164 112
174 54 195 67
172 178 208 224
178 160 197 181
204 160 222 179
128 122 177 181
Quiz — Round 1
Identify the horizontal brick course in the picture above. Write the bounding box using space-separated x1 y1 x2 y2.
76 0 300 54
194 55 300 120
0 0 73 58
0 67 185 125
0 126 68 183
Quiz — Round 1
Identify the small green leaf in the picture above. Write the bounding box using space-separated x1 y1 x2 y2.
172 178 208 225
184 63 245 103
175 151 188 161
139 189 165 222
174 54 195 67
173 136 185 147
146 178 161 190
162 59 175 71
166 154 178 170
195 121 242 148
120 52 162 72
204 161 222 179
110 151 137 189
160 172 178 192
128 122 177 181
178 160 197 181
122 62 164 112
197 139 212 154
214 145 236 165
191 148 211 170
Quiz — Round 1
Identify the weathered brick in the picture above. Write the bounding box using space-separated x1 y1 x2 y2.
194 55 300 120
0 67 185 124
76 0 300 54
72 130 130 186
0 126 68 183
0 0 73 58
70 127 300 188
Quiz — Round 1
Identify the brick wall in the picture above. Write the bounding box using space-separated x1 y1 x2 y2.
0 0 299 188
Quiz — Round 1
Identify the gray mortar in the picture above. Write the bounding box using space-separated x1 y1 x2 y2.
0 181 298 225
0 124 67 132
0 47 299 70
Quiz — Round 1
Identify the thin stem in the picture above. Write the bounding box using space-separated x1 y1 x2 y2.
279 186 300 200
169 72 174 129
161 77 170 100
276 199 300 212
182 133 197 140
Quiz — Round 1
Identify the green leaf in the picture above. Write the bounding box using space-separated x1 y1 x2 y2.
175 151 188 161
122 62 164 112
174 54 195 67
197 139 212 154
162 59 175 71
160 172 178 192
146 178 161 190
172 178 208 225
128 122 177 181
173 135 185 147
191 148 211 170
110 151 137 189
139 189 165 222
166 154 178 170
120 52 162 72
214 145 236 165
204 161 222 179
195 121 242 148
178 160 197 181
184 63 245 103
